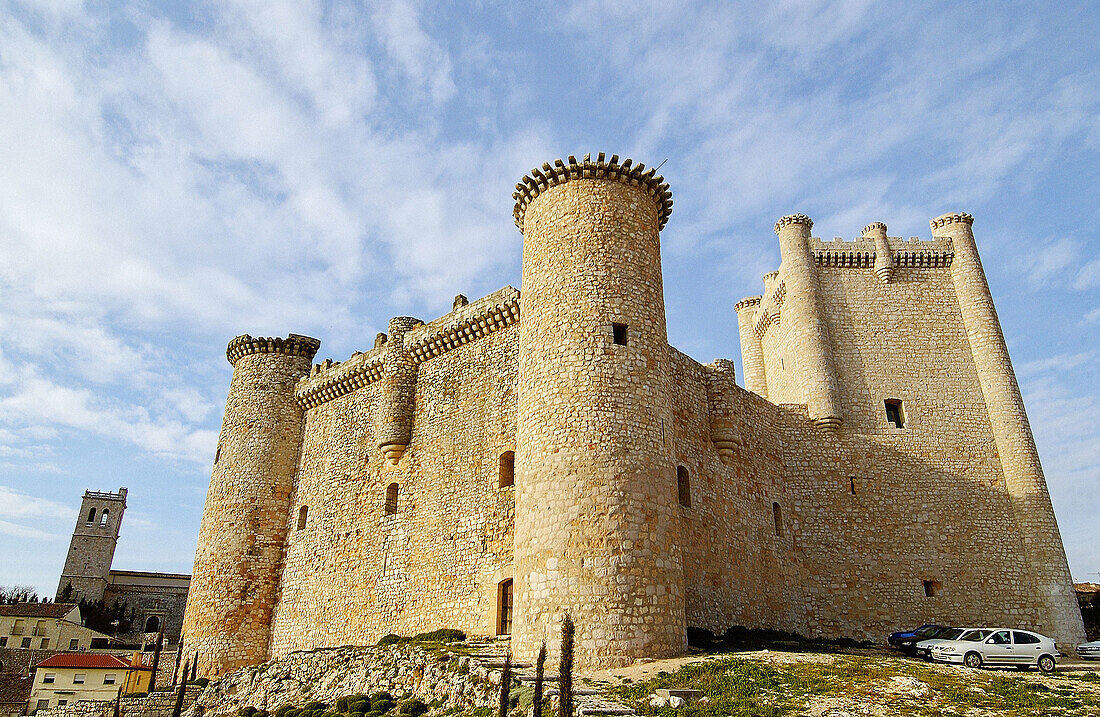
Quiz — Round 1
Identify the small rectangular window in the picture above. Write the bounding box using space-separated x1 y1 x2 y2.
73 673 86 685
69 638 79 649
772 502 784 538
40 638 49 649
612 323 628 346
885 399 905 428
58 701 67 707
21 637 31 648
923 579 940 597
0 636 6 647
42 674 55 684
37 700 50 710
104 674 116 685
12 619 24 635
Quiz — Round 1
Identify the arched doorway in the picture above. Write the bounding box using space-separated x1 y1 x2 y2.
144 615 161 633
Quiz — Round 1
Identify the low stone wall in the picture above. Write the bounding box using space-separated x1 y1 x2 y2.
33 686 204 717
190 645 498 717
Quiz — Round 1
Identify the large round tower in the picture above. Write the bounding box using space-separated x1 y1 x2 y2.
181 333 320 677
511 154 685 668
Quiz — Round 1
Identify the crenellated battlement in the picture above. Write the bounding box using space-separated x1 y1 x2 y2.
512 153 673 231
931 212 974 231
733 296 761 313
405 286 520 363
226 333 321 366
774 213 813 234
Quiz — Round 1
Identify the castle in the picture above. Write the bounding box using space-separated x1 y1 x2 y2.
180 154 1086 676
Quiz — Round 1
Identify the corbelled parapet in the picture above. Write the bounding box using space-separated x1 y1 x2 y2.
774 213 813 235
864 222 895 283
226 333 321 366
930 211 974 231
512 152 673 231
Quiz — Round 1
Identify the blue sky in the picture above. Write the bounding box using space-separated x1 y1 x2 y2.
1 0 1098 597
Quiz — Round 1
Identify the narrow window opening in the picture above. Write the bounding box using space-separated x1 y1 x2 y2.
144 616 160 633
214 445 221 464
498 579 513 635
385 483 399 515
86 507 96 523
780 357 785 370
612 323 628 346
849 477 857 495
99 509 109 527
923 579 941 597
885 399 905 428
499 451 515 488
772 502 784 537
677 466 691 508
297 505 308 530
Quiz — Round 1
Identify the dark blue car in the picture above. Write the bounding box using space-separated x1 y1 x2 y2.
888 624 952 653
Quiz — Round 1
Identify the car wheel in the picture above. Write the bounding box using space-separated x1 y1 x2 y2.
1038 655 1056 674
964 652 983 669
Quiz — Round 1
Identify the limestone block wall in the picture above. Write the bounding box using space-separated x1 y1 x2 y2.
268 299 519 658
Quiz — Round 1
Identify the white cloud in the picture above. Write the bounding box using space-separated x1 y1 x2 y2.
371 0 456 104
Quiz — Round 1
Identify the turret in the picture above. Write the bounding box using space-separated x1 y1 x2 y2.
706 359 742 464
181 333 320 677
864 222 894 282
511 154 685 668
935 213 1085 647
774 214 843 430
375 317 422 466
733 297 767 398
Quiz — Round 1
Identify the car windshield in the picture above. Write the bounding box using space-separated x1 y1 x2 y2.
914 625 941 636
960 630 991 642
936 628 966 640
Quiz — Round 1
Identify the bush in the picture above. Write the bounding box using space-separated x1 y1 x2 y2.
303 703 328 712
370 701 393 714
238 708 258 717
365 711 383 717
350 699 370 713
255 711 270 717
349 710 366 717
274 706 296 717
369 693 393 704
377 634 406 646
188 678 210 688
413 628 465 643
398 700 427 717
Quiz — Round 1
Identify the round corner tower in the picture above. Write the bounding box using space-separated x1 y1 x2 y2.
511 153 686 668
181 333 320 677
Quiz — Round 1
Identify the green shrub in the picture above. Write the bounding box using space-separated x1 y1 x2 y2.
377 634 406 646
303 703 328 712
350 699 370 713
349 710 365 717
370 700 393 714
413 628 466 643
238 708 257 717
274 705 296 717
254 711 269 717
369 693 393 704
188 678 210 688
335 698 350 713
365 711 383 717
398 700 427 717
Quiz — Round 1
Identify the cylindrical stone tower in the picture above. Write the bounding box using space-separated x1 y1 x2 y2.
375 316 422 466
512 154 685 668
774 214 843 430
706 359 742 464
181 333 320 677
936 212 1086 646
733 296 767 398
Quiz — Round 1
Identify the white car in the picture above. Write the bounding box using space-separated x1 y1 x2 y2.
915 627 983 659
929 628 1059 673
1076 639 1100 660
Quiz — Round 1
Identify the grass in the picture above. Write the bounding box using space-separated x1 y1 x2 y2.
615 652 1100 716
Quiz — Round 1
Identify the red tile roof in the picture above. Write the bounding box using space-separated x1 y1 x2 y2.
34 653 132 670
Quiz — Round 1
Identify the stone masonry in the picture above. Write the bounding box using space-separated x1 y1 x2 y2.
181 153 1086 677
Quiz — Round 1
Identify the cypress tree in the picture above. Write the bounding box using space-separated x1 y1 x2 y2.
170 668 187 717
497 649 512 717
171 639 185 687
149 626 165 692
532 640 546 717
190 653 199 682
558 614 574 717
113 686 121 717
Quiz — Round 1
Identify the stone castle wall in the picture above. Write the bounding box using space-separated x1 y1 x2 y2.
182 155 1085 677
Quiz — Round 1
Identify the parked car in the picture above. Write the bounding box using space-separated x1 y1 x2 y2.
1076 639 1100 660
888 624 953 653
929 628 1059 673
914 627 980 659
